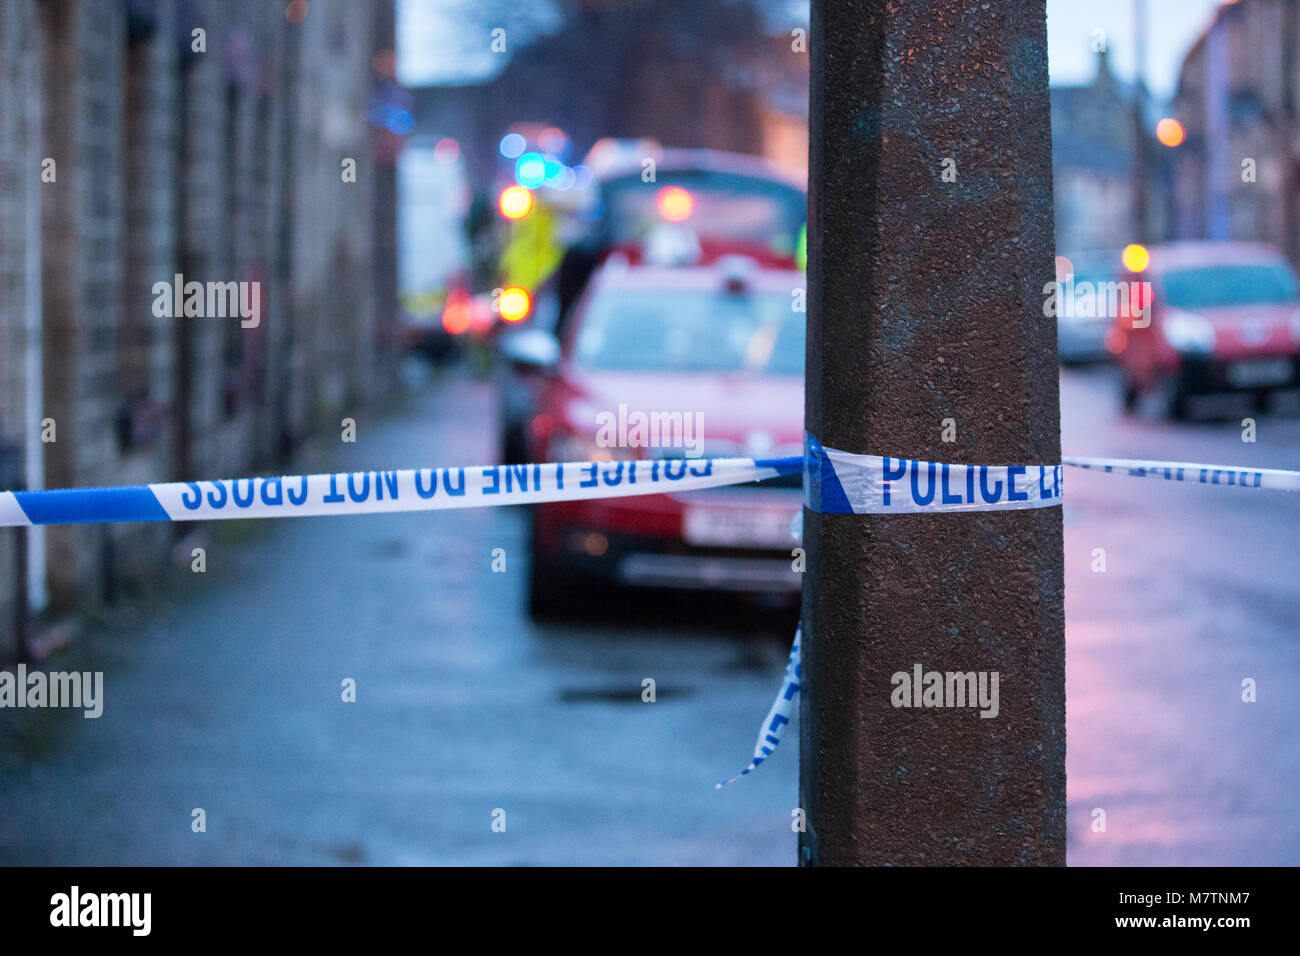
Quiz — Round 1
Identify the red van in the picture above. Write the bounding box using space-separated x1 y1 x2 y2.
1109 242 1300 418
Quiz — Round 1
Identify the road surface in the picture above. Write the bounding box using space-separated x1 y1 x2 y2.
1 362 1297 865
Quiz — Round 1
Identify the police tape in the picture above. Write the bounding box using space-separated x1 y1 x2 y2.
805 436 1063 514
803 435 1300 514
1062 456 1300 493
5 447 1297 527
0 456 805 527
717 625 800 789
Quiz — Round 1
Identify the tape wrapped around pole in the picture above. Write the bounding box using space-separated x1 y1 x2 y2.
1 450 1295 527
0 456 805 527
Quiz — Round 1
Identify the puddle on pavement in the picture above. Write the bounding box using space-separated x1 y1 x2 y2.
558 685 693 704
369 539 410 558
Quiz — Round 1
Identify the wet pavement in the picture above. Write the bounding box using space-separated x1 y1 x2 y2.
1061 367 1300 866
1 362 1297 865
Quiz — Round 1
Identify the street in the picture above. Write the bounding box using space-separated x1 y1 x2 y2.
1 363 1297 866
1061 366 1300 866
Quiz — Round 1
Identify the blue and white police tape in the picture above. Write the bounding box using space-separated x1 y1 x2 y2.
1063 456 1300 493
805 435 1063 514
802 435 1300 514
717 625 801 788
6 446 1296 527
0 456 805 527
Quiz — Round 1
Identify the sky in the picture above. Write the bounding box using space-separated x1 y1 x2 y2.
400 0 1227 101
398 0 560 86
1046 0 1224 102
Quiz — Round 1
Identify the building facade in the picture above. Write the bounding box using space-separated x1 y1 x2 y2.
1170 0 1299 261
0 0 399 660
1050 49 1170 256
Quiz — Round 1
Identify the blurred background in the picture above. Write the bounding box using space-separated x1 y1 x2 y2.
0 0 1297 865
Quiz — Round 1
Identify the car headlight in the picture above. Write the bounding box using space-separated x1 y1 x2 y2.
1162 308 1216 354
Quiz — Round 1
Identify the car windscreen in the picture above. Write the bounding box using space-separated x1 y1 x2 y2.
1161 262 1299 309
573 287 804 375
599 171 805 257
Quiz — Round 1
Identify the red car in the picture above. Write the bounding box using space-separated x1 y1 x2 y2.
518 255 805 618
1109 242 1300 418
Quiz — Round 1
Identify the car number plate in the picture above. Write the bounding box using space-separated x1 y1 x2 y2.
1226 358 1292 388
683 506 797 549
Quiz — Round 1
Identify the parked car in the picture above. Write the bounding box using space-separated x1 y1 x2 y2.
1109 241 1300 418
1055 250 1121 364
399 291 461 365
497 277 562 464
512 255 805 619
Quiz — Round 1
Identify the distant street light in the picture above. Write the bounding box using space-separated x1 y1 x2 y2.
1156 117 1186 147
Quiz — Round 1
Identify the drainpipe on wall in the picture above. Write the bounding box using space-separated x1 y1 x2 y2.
0 438 26 662
25 17 47 613
1205 14 1230 241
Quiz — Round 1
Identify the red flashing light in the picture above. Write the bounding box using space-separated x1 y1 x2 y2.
441 292 471 335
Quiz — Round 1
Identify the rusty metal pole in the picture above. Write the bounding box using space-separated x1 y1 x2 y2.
800 0 1066 865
